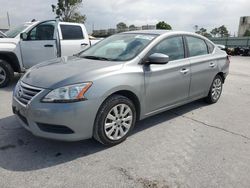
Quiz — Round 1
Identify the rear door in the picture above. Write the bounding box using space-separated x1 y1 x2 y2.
59 23 90 56
185 36 217 98
20 20 57 69
144 36 191 114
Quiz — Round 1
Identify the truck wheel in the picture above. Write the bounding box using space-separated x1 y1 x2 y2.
93 95 136 146
0 59 14 88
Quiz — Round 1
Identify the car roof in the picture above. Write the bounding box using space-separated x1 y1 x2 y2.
123 30 171 35
124 30 203 37
123 30 213 43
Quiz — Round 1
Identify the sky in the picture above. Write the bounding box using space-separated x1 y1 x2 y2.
0 0 249 35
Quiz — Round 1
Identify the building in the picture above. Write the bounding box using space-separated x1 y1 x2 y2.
238 16 250 37
141 25 156 30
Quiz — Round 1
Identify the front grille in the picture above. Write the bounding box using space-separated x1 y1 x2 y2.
15 82 42 105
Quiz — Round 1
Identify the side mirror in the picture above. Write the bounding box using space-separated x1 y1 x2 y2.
147 53 169 65
20 32 28 40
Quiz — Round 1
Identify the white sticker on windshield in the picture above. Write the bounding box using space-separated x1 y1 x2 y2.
135 35 155 40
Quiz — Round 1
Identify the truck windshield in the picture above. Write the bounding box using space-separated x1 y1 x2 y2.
5 24 31 38
80 33 157 61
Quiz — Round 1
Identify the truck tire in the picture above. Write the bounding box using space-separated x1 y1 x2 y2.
0 59 14 88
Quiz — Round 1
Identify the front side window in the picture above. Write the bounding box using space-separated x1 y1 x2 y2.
150 36 185 61
60 25 84 40
186 36 208 57
80 33 157 61
28 21 55 40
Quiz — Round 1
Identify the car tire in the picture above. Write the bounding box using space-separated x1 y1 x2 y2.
0 59 14 88
93 95 136 146
205 74 223 104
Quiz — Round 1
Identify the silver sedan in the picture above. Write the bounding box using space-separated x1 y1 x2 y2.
12 30 230 145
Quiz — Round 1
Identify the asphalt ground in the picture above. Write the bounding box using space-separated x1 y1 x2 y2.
0 56 249 188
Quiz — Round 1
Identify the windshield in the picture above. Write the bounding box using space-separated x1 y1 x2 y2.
5 24 31 38
80 33 157 61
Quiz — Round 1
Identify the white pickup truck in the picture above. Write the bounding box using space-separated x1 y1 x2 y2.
0 20 98 87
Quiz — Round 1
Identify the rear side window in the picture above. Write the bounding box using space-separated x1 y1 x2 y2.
150 36 185 61
186 36 208 57
60 25 84 40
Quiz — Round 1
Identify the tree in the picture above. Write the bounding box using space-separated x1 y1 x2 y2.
210 28 219 37
196 28 212 38
156 21 172 30
243 30 250 37
116 22 128 32
217 25 229 37
129 25 136 31
51 0 86 23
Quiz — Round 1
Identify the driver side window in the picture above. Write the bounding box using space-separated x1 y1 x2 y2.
150 36 185 61
28 21 55 40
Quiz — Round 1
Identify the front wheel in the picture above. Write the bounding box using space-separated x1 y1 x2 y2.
205 75 223 104
93 95 136 146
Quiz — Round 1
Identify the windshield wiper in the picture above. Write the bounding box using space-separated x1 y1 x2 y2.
81 55 112 61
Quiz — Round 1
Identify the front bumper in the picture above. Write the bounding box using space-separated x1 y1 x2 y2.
12 89 100 141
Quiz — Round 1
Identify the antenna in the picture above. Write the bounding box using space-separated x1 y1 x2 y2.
7 12 10 28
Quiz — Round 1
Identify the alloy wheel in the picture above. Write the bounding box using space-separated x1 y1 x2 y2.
104 104 133 141
211 78 222 101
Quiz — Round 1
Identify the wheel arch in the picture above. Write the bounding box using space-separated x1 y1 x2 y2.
0 52 21 72
104 90 141 121
217 72 225 83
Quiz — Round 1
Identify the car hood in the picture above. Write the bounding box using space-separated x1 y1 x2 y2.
21 56 124 89
0 38 19 44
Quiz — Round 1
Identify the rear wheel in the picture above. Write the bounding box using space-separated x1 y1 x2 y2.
93 95 136 146
0 59 14 88
205 75 223 104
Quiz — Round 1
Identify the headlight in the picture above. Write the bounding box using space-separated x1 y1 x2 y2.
42 82 92 103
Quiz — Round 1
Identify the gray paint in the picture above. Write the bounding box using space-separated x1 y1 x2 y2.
12 30 229 141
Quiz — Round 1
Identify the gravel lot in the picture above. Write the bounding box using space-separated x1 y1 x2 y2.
0 56 250 188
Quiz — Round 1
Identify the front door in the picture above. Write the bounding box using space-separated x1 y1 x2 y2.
20 20 57 69
144 36 191 114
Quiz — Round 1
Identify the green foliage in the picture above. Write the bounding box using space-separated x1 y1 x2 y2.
156 21 172 30
210 28 219 37
217 25 229 37
129 25 136 30
52 0 86 23
243 30 250 37
116 22 128 32
196 28 212 38
207 25 230 37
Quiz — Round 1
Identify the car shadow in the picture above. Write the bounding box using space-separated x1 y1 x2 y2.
0 98 207 172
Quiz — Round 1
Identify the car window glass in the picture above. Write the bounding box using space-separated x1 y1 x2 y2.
60 25 84 40
80 34 156 61
206 41 215 53
28 21 55 40
186 36 208 56
150 36 185 61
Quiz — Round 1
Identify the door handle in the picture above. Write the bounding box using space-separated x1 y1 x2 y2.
44 44 53 47
180 68 189 74
209 63 216 68
81 43 88 46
